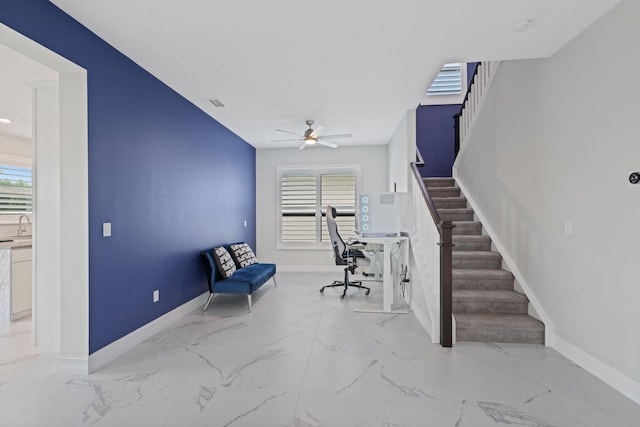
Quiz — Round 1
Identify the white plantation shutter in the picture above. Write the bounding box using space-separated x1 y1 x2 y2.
281 174 318 243
427 63 462 95
320 174 356 243
0 165 32 214
279 167 358 247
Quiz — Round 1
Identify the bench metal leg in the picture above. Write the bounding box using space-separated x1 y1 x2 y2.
203 292 215 311
272 275 277 287
247 294 252 312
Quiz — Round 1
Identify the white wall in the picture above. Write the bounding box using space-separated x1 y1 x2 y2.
256 146 388 269
387 109 416 192
0 132 31 161
455 0 640 396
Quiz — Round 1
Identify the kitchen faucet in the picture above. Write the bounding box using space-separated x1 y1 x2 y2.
17 214 31 237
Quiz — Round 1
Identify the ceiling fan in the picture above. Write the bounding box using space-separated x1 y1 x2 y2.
272 120 352 150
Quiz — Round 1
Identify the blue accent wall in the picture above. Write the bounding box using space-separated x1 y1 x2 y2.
416 62 478 177
416 104 459 177
1 0 257 353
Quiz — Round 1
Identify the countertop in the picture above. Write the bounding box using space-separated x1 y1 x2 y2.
0 237 33 249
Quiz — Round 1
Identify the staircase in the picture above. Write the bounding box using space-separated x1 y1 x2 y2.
424 177 545 344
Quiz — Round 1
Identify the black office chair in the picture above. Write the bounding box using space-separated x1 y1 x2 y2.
320 205 371 299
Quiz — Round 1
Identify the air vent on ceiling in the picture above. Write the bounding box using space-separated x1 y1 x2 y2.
208 98 225 107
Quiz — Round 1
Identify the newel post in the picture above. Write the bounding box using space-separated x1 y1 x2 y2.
439 220 455 347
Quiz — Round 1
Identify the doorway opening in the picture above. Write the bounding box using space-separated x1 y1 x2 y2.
0 23 89 371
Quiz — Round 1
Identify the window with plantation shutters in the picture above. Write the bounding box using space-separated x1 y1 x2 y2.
0 165 32 215
278 166 359 248
427 63 463 95
420 62 467 105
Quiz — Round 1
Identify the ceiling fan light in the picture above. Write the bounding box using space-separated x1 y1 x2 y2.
304 137 316 145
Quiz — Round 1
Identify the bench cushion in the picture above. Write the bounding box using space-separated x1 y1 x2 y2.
217 263 276 294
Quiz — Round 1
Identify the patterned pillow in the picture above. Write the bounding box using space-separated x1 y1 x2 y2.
229 242 257 268
213 246 236 278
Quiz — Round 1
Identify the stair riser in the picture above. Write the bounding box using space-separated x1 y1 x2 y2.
452 223 482 235
439 211 475 222
456 328 544 344
453 278 514 291
453 257 502 269
453 240 491 251
433 199 467 209
423 178 455 188
453 300 528 315
428 188 460 198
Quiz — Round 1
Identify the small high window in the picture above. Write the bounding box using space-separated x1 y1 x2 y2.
0 165 32 215
421 63 467 105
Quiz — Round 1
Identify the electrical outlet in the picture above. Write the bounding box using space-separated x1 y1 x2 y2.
153 290 159 303
244 220 247 227
102 222 111 237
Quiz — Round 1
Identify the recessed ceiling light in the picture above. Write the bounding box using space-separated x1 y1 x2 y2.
512 18 535 33
0 118 11 124
208 98 225 108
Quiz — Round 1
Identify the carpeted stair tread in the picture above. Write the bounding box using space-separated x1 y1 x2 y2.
453 289 528 303
455 313 545 344
453 289 529 314
452 235 491 251
427 186 461 198
438 208 475 221
453 251 502 269
422 178 455 188
451 221 482 235
453 268 515 289
432 196 467 209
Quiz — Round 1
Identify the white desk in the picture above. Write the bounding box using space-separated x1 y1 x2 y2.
352 235 409 314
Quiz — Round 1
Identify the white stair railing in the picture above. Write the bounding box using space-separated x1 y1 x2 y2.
455 61 501 157
408 173 442 342
408 150 455 346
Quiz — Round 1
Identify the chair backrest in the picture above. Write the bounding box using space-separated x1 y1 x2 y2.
326 205 346 263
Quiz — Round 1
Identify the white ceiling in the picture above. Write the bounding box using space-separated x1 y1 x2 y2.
3 1 621 147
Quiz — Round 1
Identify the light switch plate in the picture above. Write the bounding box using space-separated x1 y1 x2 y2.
153 290 159 303
564 220 573 235
102 222 111 237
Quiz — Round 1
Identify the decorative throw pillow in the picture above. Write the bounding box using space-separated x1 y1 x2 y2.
229 242 257 268
213 246 236 278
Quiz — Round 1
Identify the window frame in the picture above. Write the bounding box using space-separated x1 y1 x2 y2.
277 164 361 250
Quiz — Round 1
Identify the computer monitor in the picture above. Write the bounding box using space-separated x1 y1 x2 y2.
357 192 412 237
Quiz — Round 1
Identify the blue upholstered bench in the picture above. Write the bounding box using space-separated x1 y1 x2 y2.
200 247 276 312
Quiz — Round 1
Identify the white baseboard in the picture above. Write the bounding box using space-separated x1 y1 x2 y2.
276 265 344 273
88 292 208 373
410 299 436 344
552 334 640 405
454 178 555 344
57 355 89 374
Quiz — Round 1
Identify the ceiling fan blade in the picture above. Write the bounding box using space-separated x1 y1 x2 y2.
298 142 307 150
275 129 303 137
310 124 326 138
318 140 338 148
317 133 352 140
270 138 303 142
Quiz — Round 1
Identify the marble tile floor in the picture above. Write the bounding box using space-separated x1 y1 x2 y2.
0 272 639 426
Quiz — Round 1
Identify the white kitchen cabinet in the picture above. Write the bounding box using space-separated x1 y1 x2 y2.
11 246 32 320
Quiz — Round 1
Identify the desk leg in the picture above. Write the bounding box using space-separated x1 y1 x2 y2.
354 241 408 314
383 241 392 312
